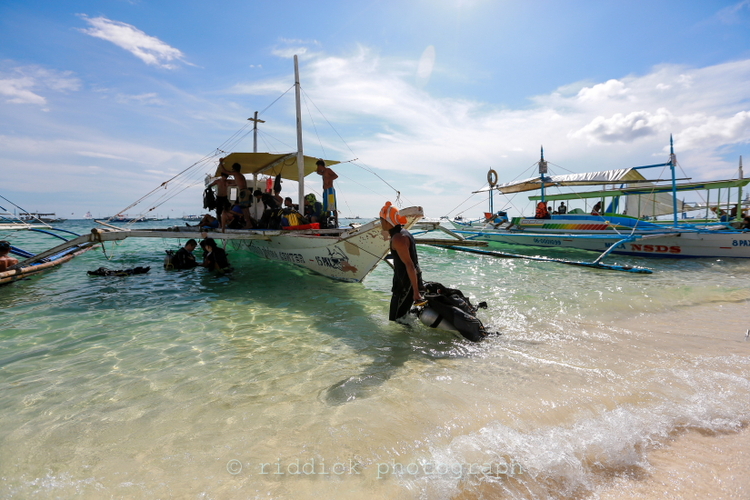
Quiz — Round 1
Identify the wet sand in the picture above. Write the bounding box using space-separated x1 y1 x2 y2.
594 426 750 500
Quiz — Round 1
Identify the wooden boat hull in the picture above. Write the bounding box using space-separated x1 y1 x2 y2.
227 207 423 282
86 206 424 282
455 227 750 258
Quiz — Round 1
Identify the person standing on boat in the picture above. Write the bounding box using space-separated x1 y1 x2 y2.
557 202 567 214
208 165 231 229
591 201 602 216
272 174 284 207
316 159 338 228
0 241 19 272
379 201 424 322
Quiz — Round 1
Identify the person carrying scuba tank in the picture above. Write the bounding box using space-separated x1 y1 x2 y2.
379 201 424 321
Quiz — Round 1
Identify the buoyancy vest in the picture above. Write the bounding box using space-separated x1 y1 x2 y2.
535 202 550 219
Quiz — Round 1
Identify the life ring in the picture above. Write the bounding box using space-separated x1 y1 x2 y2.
487 169 498 187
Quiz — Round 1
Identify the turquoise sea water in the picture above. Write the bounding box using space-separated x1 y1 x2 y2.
1 220 750 499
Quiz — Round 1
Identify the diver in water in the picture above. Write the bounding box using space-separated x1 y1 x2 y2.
379 201 424 321
199 238 232 273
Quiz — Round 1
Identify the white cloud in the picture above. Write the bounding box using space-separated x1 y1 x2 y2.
0 65 80 106
3 49 750 219
240 50 750 216
716 0 750 24
676 110 750 149
115 92 164 105
576 79 629 102
78 15 188 69
571 108 673 143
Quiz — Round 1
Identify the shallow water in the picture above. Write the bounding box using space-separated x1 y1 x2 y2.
1 220 749 499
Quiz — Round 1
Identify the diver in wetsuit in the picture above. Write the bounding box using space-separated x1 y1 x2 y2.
199 238 232 273
379 201 424 321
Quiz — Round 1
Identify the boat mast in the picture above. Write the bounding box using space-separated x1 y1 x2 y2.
669 135 678 226
539 146 547 204
294 55 305 212
248 111 265 153
738 155 744 221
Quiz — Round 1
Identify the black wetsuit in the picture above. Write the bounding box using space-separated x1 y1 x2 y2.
203 247 231 272
172 247 198 269
215 195 230 223
389 225 423 321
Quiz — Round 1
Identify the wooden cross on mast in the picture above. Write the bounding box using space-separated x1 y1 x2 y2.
247 111 265 153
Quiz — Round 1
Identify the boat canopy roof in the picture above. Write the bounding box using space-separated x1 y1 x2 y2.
214 152 340 181
476 168 649 195
529 178 750 201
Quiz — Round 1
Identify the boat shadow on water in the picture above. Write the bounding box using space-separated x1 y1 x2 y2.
199 253 487 407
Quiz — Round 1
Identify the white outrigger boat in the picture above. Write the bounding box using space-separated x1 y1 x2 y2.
0 198 98 285
456 139 750 259
19 56 422 283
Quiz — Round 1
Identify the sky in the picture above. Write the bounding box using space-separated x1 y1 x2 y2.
1 0 750 220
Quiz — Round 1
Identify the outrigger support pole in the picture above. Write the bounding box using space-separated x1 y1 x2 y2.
670 135 679 227
434 244 653 273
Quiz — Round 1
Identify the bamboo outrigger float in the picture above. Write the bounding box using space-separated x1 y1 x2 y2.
0 228 99 285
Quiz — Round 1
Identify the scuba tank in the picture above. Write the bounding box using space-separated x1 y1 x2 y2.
412 281 491 342
417 306 459 332
164 250 175 270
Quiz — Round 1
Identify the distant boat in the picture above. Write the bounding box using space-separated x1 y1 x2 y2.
0 211 40 229
104 214 164 223
19 212 67 223
182 215 202 221
84 211 93 219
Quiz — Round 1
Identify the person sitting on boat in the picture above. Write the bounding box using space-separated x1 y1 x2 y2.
0 240 19 272
380 201 424 322
258 193 284 229
741 216 750 230
557 202 567 214
251 189 265 223
304 193 323 223
187 214 219 230
222 162 253 229
225 204 249 229
171 239 199 270
200 238 232 273
716 207 730 222
284 197 298 211
535 201 551 219
591 202 602 216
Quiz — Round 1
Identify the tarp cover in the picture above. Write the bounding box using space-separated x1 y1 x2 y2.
476 168 648 194
214 152 340 181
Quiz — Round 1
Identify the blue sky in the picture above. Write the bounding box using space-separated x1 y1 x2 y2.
2 0 750 219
